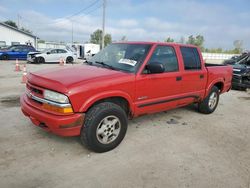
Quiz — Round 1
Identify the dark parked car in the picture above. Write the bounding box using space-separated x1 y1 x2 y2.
0 45 37 60
224 52 250 65
232 55 250 90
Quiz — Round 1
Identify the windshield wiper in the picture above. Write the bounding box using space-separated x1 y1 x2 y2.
94 61 116 70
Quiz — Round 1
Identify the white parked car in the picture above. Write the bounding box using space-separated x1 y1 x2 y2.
27 48 77 64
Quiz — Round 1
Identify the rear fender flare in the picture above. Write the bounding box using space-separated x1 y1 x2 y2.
205 78 224 97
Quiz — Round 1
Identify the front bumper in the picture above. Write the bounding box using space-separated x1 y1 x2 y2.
20 94 84 136
27 56 35 63
232 74 250 89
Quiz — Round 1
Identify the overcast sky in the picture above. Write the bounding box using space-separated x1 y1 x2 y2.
0 0 249 49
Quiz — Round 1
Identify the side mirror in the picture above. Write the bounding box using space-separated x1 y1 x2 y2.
46 52 50 55
145 62 165 74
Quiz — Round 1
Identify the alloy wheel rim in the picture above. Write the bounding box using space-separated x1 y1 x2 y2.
208 92 218 110
96 115 121 144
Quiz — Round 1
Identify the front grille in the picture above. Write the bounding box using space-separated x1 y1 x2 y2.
26 82 45 106
31 87 42 95
27 82 43 96
232 75 241 83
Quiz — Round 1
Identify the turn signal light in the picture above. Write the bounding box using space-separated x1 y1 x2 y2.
42 103 73 114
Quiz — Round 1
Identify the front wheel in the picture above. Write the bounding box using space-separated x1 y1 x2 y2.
198 86 220 114
36 57 45 64
80 102 128 153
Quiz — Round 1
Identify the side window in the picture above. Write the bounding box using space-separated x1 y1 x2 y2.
50 49 57 54
22 46 30 52
13 46 22 52
28 46 35 51
57 49 67 53
180 47 201 70
147 45 179 72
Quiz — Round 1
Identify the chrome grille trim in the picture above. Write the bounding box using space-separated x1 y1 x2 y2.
26 91 71 108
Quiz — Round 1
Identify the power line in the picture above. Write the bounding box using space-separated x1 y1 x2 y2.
50 0 101 25
18 0 101 26
51 3 102 26
63 0 100 19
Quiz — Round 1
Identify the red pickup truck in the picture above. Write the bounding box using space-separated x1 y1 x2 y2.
21 42 232 152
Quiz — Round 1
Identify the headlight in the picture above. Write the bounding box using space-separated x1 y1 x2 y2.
44 90 69 104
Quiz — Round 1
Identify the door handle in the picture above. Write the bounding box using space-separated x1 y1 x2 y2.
200 74 204 79
176 76 182 81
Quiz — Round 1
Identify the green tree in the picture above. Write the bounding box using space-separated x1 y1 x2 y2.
186 35 196 45
195 35 204 50
104 34 112 47
38 39 45 43
4 20 32 34
20 27 32 34
90 29 112 48
179 36 185 44
233 40 243 54
186 35 204 51
4 20 18 28
164 37 174 43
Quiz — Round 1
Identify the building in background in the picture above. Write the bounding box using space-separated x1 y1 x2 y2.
0 22 38 49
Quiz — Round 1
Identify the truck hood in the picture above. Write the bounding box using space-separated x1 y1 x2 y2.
28 65 130 93
233 64 250 75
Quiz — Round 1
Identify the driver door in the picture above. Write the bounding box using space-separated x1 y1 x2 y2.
135 45 182 115
46 49 58 62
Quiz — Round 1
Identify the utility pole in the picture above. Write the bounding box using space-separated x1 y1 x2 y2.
17 14 21 28
71 21 74 45
101 0 106 49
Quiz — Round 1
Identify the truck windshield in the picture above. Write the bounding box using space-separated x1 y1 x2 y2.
88 43 152 73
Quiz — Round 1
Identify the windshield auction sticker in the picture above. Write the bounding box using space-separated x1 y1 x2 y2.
118 59 137 66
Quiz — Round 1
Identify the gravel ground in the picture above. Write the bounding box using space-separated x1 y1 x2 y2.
0 60 249 188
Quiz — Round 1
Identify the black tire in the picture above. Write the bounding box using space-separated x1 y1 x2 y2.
66 56 74 64
80 102 128 153
36 57 45 64
1 54 8 60
198 86 220 114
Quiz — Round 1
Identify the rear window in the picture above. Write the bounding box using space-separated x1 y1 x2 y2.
180 47 201 70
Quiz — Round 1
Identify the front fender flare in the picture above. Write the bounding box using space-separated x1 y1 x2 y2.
79 90 134 113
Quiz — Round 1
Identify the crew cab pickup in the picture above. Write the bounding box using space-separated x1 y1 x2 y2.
21 42 233 152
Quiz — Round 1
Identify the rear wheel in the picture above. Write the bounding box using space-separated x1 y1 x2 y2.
1 54 8 60
66 56 74 64
198 86 219 114
80 102 128 153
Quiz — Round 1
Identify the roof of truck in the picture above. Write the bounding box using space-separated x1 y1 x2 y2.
114 41 198 48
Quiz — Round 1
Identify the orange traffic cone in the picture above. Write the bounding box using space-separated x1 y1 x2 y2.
59 58 64 66
21 64 27 84
15 59 21 72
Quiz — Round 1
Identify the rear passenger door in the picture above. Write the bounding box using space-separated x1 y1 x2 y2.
57 49 68 60
135 45 182 114
179 47 207 102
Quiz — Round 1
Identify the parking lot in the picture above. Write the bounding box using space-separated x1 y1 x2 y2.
0 60 250 188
